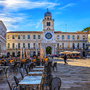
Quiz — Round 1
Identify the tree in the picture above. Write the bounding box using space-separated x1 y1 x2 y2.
46 47 51 54
82 26 90 33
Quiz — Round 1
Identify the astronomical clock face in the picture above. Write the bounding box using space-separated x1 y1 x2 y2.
45 32 52 39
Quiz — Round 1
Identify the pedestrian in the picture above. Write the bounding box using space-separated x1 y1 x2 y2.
64 53 68 65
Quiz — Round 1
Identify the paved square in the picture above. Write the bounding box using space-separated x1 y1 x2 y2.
52 58 90 90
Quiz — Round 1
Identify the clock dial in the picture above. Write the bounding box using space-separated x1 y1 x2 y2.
45 33 52 39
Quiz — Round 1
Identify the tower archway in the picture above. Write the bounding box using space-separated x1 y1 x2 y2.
46 46 52 55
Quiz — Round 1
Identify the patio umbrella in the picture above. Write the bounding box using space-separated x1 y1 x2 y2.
72 51 80 54
60 51 72 54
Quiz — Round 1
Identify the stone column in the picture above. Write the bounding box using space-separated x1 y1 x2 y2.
23 48 25 59
20 48 22 59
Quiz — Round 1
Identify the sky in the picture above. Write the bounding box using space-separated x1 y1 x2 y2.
0 0 90 32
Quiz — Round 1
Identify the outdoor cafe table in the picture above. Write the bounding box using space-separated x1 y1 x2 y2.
33 68 44 71
35 66 44 68
28 71 43 76
19 76 42 90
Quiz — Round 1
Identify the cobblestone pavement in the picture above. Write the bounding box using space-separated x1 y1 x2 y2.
0 58 90 90
52 58 90 90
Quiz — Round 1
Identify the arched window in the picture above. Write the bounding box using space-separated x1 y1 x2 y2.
33 51 36 56
17 51 20 56
72 35 75 39
67 35 70 39
47 22 50 26
12 52 15 57
8 43 10 48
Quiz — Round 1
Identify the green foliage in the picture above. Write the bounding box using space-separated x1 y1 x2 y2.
46 47 51 54
82 26 90 32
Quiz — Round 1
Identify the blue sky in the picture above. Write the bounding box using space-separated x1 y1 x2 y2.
0 0 90 32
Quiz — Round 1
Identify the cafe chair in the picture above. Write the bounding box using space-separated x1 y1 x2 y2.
6 79 18 90
49 77 61 90
52 62 57 71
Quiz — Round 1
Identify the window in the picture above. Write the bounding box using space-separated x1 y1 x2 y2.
67 43 69 48
8 35 9 39
23 43 25 48
12 43 14 48
83 35 85 40
47 22 50 26
33 43 35 48
23 35 25 39
18 43 20 49
12 35 15 39
47 28 48 30
62 43 64 48
49 28 50 30
8 43 10 48
62 35 64 39
33 51 36 56
57 35 59 39
57 43 59 48
77 35 79 39
28 35 30 39
72 35 75 39
33 35 36 39
77 43 79 49
72 43 75 49
18 35 20 39
38 43 40 47
28 43 30 49
38 35 40 39
83 43 85 49
67 35 70 39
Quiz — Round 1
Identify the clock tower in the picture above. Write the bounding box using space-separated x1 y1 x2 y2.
42 8 55 42
41 9 56 57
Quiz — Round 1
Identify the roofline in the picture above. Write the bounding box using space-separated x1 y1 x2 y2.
0 20 7 31
7 31 88 34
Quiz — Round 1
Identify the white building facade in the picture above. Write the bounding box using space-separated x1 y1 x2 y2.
6 10 88 57
0 20 7 57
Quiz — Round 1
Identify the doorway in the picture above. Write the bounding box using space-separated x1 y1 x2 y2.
46 46 52 55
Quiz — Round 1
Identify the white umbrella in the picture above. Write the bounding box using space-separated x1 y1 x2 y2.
72 51 80 54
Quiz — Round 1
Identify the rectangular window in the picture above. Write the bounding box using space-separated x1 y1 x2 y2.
23 43 25 48
62 43 64 48
77 35 79 39
33 35 36 39
12 35 15 39
57 43 59 48
57 35 59 39
38 35 40 39
62 35 64 39
12 43 14 48
23 35 25 39
18 43 20 49
77 43 79 49
18 35 20 39
33 43 35 48
28 35 30 39
8 43 10 48
28 43 30 49
8 35 9 39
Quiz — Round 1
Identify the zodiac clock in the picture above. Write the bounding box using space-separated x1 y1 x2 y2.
45 32 52 39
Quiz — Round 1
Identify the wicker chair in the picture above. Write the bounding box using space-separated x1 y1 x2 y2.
49 77 61 90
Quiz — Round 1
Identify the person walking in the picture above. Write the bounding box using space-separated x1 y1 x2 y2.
64 53 68 65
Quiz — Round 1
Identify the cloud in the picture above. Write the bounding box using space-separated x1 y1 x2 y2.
59 3 74 10
36 19 42 28
0 0 60 11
